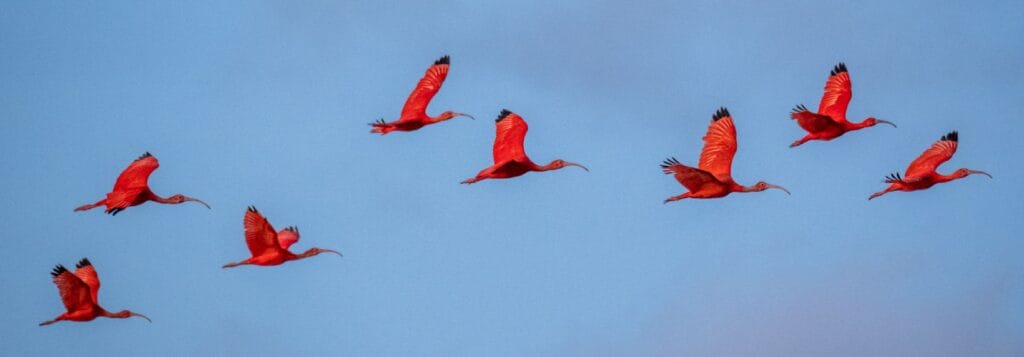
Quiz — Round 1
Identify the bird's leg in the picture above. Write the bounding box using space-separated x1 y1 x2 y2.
789 135 813 148
222 259 251 269
74 199 106 212
38 316 62 326
663 193 691 204
460 176 482 184
868 186 899 200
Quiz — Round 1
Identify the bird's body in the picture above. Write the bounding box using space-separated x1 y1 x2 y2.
661 107 789 202
789 63 895 147
40 258 150 326
461 109 587 184
371 55 473 135
223 206 342 268
74 152 210 215
869 131 991 200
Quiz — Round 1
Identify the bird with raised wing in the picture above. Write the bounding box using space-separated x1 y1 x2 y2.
223 206 342 268
74 152 210 215
789 63 895 147
40 258 151 326
661 107 790 203
370 55 473 134
461 109 587 184
869 131 991 200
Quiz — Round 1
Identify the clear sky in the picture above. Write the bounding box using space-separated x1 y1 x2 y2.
2 1 1022 356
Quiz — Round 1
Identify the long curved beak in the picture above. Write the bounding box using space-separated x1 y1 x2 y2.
186 197 211 209
455 112 475 120
767 184 791 195
131 312 152 323
876 119 897 128
321 249 343 258
566 161 589 172
968 169 993 178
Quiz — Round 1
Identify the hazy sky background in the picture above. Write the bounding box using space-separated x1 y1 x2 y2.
2 1 1022 356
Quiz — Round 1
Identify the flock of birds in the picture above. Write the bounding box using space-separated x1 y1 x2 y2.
41 55 991 326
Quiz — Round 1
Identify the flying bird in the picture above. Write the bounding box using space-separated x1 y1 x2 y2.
661 107 790 202
74 152 210 215
461 109 588 184
370 55 473 134
40 258 151 326
869 131 991 200
223 206 342 268
789 63 895 147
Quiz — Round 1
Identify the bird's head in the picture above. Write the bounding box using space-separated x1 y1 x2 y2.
750 181 791 194
953 168 992 179
169 194 211 209
547 159 589 172
300 247 343 259
865 117 897 128
439 111 474 121
113 310 151 322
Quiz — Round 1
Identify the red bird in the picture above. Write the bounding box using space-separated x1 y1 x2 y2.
370 55 473 134
223 206 342 268
661 107 790 203
40 258 151 326
789 63 896 147
461 109 588 184
869 131 991 200
74 152 210 215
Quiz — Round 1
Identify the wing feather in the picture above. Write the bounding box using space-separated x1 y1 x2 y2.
905 131 959 179
244 206 283 257
399 56 450 121
661 157 720 192
697 108 737 182
492 109 529 163
73 258 100 304
51 265 92 312
817 63 852 123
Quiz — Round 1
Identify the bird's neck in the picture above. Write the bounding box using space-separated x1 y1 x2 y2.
933 172 962 184
846 119 873 131
533 161 561 172
734 183 756 192
146 191 175 204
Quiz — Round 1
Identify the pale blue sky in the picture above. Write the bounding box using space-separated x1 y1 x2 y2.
2 1 1022 356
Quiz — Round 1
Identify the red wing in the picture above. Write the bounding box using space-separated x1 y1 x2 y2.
905 131 958 179
105 188 145 211
790 104 838 133
112 152 159 192
399 56 449 121
51 265 93 312
661 158 720 192
243 206 283 257
817 63 852 123
277 227 300 251
73 258 101 304
697 108 737 182
492 109 529 163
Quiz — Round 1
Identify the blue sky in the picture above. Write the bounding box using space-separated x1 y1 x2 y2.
2 1 1022 355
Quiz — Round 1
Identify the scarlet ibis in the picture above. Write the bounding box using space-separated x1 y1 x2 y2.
461 109 588 184
789 63 896 147
869 131 991 200
39 258 151 326
661 107 790 202
222 206 342 268
370 55 473 134
74 152 210 215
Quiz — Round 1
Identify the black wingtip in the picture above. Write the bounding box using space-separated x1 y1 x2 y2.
285 226 298 233
247 205 258 213
941 131 958 142
76 258 92 269
51 264 68 277
712 107 730 121
659 157 681 169
434 55 450 65
830 62 848 76
138 151 153 160
792 104 809 113
884 172 904 183
496 109 514 122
